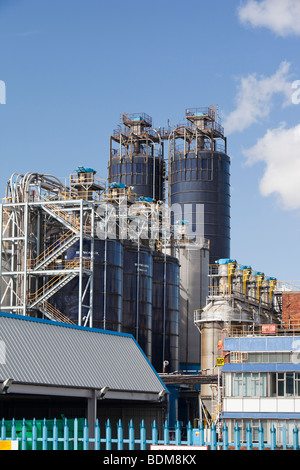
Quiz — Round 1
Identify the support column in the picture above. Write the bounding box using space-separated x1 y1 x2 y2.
87 390 97 449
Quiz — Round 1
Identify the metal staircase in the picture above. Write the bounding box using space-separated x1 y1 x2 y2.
28 268 79 309
38 300 75 324
28 230 79 271
41 204 81 233
26 202 93 323
41 203 91 236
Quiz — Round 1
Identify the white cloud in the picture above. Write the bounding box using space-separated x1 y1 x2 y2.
224 61 293 134
238 0 300 36
243 123 300 210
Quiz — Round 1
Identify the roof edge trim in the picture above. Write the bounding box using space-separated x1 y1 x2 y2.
0 311 133 339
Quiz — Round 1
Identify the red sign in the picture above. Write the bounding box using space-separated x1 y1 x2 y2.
261 324 277 334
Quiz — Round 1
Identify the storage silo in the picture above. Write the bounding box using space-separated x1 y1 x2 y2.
49 239 123 331
92 239 123 331
176 240 210 370
169 107 230 264
122 240 153 360
108 113 165 201
152 251 180 373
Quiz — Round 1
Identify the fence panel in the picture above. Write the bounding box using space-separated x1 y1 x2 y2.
0 418 298 450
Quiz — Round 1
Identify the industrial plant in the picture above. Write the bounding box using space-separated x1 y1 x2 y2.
0 106 296 442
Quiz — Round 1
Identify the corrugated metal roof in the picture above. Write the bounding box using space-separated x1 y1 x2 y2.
0 312 166 394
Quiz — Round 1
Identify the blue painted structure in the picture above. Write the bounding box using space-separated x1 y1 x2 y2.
222 334 300 440
1 418 298 450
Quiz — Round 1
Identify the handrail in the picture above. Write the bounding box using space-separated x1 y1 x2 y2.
28 230 76 269
41 200 92 235
27 258 90 303
40 300 75 324
209 400 222 428
223 323 300 337
46 203 80 230
206 285 272 308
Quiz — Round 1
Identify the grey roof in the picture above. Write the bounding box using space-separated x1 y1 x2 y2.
0 312 166 394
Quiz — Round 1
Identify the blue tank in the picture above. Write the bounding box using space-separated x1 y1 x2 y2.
152 251 179 373
108 155 164 201
122 241 153 360
170 150 230 264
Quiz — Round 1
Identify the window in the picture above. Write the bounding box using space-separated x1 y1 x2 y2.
277 373 285 396
286 372 294 396
296 373 300 396
231 372 267 397
234 352 293 364
232 373 243 396
271 372 299 397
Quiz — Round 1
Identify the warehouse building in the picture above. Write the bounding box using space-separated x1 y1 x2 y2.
0 312 168 437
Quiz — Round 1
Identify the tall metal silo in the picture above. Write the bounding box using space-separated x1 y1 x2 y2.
122 240 153 360
108 113 165 201
169 106 230 264
152 251 180 373
176 240 210 370
92 239 123 331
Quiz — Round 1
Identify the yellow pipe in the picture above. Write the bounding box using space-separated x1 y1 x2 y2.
227 262 236 295
269 279 277 303
243 268 251 296
256 274 264 301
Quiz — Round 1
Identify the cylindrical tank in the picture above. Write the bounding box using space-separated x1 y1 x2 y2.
177 242 209 369
108 155 164 201
49 239 123 330
152 251 180 373
170 150 230 264
92 239 123 331
122 241 153 360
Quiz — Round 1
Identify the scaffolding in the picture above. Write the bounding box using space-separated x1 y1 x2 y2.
0 172 100 326
0 169 177 328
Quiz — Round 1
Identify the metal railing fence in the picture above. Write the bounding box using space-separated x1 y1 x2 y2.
0 418 299 450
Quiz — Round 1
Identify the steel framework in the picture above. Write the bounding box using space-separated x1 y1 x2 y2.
0 172 101 326
0 170 180 328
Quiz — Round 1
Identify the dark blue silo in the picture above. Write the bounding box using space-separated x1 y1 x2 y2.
152 251 179 373
170 107 230 264
122 240 153 360
108 112 164 201
49 239 123 330
108 155 164 201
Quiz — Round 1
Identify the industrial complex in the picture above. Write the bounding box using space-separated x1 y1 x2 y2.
1 106 300 448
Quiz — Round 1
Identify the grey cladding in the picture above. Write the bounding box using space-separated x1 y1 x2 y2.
0 313 166 393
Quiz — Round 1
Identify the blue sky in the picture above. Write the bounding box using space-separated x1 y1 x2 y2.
0 0 300 281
